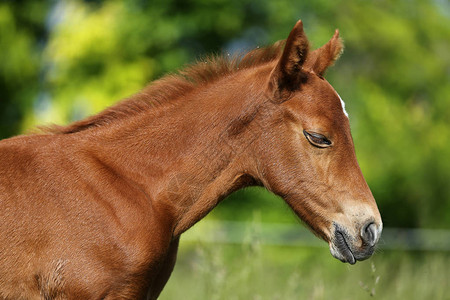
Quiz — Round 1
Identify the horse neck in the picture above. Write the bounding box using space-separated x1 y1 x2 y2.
86 67 269 237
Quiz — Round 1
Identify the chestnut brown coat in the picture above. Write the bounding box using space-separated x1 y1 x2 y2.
0 21 382 299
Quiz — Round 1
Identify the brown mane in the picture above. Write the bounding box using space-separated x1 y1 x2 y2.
0 21 382 299
44 41 285 135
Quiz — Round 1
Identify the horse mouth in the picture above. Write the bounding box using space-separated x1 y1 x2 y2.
332 231 356 265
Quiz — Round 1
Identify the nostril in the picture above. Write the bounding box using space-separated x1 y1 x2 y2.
361 222 377 246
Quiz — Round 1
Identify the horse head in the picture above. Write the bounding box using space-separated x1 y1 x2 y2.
256 21 382 264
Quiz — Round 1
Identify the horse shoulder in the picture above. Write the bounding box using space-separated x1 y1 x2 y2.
0 134 175 298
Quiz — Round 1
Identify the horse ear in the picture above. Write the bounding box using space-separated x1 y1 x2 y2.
305 29 343 76
268 20 310 101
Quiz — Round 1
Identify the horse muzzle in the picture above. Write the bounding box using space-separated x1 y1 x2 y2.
329 221 382 264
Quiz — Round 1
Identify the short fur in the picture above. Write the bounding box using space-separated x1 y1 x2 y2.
0 21 380 299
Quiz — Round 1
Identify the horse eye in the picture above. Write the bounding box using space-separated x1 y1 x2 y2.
303 130 332 148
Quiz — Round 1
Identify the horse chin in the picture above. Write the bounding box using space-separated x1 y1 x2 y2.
329 231 356 265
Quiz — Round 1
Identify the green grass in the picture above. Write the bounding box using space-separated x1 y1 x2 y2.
160 237 449 299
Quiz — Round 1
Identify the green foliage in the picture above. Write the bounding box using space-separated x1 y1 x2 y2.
333 2 450 228
0 0 49 138
0 0 449 228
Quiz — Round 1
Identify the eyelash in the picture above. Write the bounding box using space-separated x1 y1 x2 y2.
303 130 332 148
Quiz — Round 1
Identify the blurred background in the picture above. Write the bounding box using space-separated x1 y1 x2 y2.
1 0 449 298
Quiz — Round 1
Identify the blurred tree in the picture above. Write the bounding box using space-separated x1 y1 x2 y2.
0 0 50 139
332 1 450 228
0 0 449 228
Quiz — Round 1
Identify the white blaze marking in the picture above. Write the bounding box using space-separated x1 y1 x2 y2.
337 92 349 118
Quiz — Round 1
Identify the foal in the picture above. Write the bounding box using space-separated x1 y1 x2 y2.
0 20 382 299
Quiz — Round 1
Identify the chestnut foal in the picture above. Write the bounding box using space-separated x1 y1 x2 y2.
0 20 381 299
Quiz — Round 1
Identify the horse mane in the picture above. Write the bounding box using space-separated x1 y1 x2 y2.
43 41 285 135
